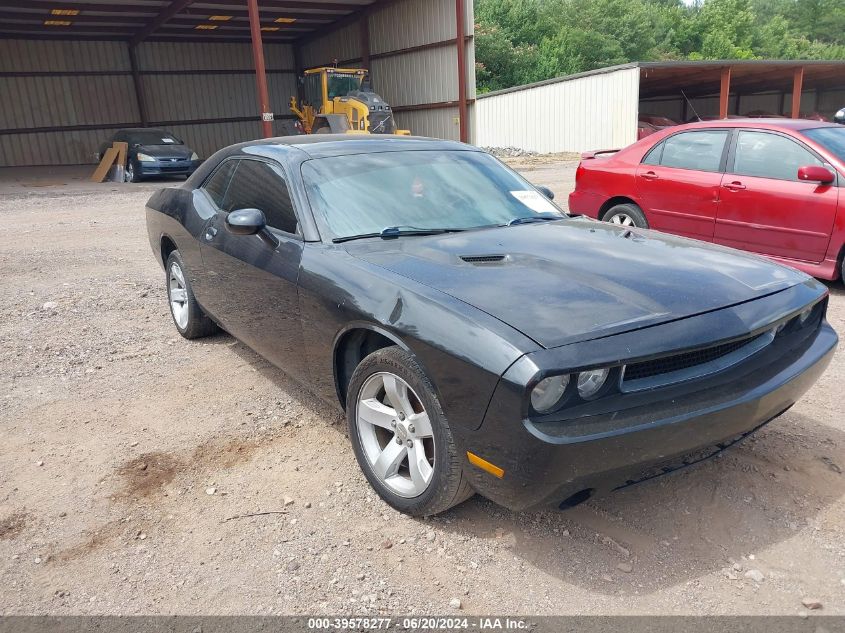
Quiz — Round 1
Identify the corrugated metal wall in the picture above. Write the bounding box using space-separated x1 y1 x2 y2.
475 67 640 153
299 0 475 142
0 38 297 166
1 0 476 167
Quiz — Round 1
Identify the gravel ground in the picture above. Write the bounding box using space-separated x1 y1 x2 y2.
1 162 844 616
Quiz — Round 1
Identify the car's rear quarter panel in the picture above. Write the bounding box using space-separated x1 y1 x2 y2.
145 187 209 293
570 153 648 219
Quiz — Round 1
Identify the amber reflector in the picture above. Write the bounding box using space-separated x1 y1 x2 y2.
467 452 505 478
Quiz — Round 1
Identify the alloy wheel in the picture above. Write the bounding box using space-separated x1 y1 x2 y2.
355 372 436 498
608 213 635 226
168 262 189 329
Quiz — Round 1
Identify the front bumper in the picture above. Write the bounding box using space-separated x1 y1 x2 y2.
461 301 836 512
137 158 200 177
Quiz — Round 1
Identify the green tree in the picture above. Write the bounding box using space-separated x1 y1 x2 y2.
473 0 845 93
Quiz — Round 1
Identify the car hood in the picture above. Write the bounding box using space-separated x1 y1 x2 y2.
134 144 193 159
347 219 808 349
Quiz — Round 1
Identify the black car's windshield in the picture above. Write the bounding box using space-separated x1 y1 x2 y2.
126 130 183 146
803 126 845 162
301 150 565 239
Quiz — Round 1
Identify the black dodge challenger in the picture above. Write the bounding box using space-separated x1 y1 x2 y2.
145 135 837 516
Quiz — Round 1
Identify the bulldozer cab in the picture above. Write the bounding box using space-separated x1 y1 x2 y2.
302 68 367 109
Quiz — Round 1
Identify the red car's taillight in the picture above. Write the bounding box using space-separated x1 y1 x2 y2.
575 163 584 188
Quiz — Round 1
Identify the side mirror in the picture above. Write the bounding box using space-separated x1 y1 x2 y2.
225 208 267 236
797 165 835 184
537 185 555 200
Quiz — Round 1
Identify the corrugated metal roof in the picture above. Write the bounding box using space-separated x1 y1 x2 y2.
479 60 845 100
0 0 377 44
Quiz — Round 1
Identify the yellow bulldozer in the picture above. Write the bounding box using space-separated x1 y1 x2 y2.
289 67 410 136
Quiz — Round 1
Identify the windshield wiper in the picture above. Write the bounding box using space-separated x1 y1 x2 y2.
333 226 466 243
503 212 565 226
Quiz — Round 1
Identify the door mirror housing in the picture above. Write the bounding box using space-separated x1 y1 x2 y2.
797 165 835 184
225 208 267 236
537 185 555 200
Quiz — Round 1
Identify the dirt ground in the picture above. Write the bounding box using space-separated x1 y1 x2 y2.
1 161 844 616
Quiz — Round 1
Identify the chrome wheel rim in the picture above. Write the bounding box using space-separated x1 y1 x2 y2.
609 213 635 227
356 372 435 498
168 262 189 329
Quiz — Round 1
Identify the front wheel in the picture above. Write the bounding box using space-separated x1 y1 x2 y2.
346 346 474 516
125 160 141 183
603 203 649 229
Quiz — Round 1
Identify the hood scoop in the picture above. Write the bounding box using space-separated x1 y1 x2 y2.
460 254 507 264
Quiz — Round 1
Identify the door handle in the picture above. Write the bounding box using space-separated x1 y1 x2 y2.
640 171 659 180
204 226 218 241
723 182 746 191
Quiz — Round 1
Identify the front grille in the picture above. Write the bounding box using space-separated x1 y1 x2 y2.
624 333 765 382
369 112 395 134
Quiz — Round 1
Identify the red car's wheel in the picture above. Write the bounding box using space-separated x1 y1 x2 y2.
603 203 649 229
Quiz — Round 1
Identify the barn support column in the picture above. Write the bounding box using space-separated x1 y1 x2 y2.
359 9 371 70
455 0 468 142
791 66 804 118
719 66 731 120
248 0 274 138
127 44 148 126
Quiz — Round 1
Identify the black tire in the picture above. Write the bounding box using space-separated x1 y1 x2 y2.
164 250 217 340
346 346 474 516
126 160 141 183
602 202 649 229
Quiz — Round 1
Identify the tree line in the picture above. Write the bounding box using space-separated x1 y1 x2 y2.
475 0 845 93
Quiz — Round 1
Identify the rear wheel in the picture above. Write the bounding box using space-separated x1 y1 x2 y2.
603 203 648 229
165 250 217 339
347 346 473 516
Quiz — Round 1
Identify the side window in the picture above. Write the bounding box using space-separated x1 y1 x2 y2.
641 142 663 165
733 131 823 181
202 160 237 208
660 131 729 172
304 74 322 107
223 160 298 235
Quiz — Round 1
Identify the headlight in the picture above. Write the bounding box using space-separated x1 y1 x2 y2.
530 375 570 413
136 153 155 162
577 368 610 399
190 152 199 161
798 307 812 325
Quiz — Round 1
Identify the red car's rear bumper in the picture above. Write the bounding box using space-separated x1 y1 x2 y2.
567 189 600 217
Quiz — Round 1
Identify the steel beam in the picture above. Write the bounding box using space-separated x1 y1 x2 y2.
248 0 274 138
127 43 149 126
792 66 804 118
131 0 196 47
719 66 731 120
455 0 468 142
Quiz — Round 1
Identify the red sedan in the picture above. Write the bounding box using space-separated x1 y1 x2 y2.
569 119 845 281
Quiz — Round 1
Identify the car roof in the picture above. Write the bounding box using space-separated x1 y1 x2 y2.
675 118 839 132
186 135 479 188
239 134 474 159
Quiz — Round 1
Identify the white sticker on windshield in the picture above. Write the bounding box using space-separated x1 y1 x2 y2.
510 190 558 214
161 137 176 144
